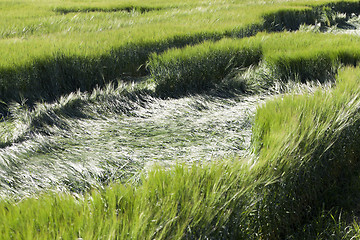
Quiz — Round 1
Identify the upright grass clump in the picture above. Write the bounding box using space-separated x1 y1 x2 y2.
267 52 338 82
263 7 318 32
2 1 360 109
259 31 360 82
0 160 256 239
249 67 360 238
0 39 183 112
148 31 360 99
0 33 227 112
149 38 262 97
262 1 360 33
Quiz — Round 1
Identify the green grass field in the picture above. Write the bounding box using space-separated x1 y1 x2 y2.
2 0 360 238
1 0 360 106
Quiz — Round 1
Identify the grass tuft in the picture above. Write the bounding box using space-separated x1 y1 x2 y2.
149 38 262 97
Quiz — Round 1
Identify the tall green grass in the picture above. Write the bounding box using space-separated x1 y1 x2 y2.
149 38 262 97
2 0 360 237
1 67 360 239
250 67 360 238
260 31 360 81
2 0 360 110
0 160 255 239
150 31 360 97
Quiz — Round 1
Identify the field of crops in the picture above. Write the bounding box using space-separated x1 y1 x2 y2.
2 0 360 238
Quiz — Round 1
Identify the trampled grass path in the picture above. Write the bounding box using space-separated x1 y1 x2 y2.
0 92 266 198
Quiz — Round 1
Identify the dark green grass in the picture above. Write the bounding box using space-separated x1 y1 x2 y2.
249 67 360 238
53 5 163 14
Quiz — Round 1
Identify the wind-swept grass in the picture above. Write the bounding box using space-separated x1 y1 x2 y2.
149 38 262 97
1 66 360 238
0 79 265 198
150 30 360 97
260 31 360 81
250 67 360 238
0 160 256 239
2 0 360 238
2 0 360 109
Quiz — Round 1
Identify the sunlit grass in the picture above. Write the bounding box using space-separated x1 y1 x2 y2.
1 67 360 239
0 80 268 198
1 0 360 107
2 0 360 238
150 30 360 98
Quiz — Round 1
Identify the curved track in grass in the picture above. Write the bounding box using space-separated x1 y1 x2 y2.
0 91 266 197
